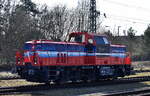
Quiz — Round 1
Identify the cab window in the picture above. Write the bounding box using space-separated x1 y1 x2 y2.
69 35 85 43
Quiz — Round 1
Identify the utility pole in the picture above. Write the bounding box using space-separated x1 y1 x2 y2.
78 18 81 32
118 26 121 36
89 0 100 33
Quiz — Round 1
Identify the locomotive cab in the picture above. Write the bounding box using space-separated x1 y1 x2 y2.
68 32 96 53
68 33 85 43
68 32 110 51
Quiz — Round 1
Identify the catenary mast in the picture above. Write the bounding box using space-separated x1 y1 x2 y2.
89 0 100 33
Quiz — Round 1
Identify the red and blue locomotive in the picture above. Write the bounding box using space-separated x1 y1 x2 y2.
16 32 132 83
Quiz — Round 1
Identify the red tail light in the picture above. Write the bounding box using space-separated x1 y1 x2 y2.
33 57 38 64
16 51 23 65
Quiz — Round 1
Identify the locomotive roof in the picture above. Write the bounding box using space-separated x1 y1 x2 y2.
25 40 84 45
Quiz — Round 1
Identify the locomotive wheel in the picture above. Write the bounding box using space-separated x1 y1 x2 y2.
82 78 88 83
54 79 65 85
112 77 118 80
44 81 50 85
94 78 100 82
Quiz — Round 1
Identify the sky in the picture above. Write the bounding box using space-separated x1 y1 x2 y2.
32 0 150 35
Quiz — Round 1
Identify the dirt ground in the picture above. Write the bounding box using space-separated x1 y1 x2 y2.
132 61 150 70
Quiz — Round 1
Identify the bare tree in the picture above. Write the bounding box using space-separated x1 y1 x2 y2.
39 5 70 41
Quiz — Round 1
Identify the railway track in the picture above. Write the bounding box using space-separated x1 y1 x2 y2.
134 69 150 73
105 88 150 96
1 76 150 95
0 76 20 80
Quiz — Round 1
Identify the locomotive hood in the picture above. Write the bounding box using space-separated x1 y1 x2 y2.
23 40 85 51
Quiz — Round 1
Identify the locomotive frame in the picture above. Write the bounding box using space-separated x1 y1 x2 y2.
16 32 132 83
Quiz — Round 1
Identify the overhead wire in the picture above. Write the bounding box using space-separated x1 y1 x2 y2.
98 0 150 24
108 17 149 25
102 0 150 24
103 0 150 12
106 14 150 24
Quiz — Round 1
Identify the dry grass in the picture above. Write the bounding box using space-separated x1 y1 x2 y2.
0 79 39 87
125 72 150 78
0 94 32 96
0 72 39 87
132 61 150 70
0 72 18 78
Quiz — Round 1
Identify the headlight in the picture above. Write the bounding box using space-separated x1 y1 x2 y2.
33 57 37 64
17 58 20 64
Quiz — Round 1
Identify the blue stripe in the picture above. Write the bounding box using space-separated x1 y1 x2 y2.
87 53 95 56
37 51 85 57
24 51 126 58
111 53 126 58
24 52 34 57
96 53 126 58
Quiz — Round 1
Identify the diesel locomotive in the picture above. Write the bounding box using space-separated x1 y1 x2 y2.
16 32 132 83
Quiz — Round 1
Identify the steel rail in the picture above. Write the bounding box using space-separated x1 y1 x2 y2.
0 77 20 80
0 76 150 95
105 88 150 96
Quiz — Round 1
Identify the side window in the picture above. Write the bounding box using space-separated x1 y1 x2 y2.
94 36 104 44
70 37 75 42
75 35 82 43
103 37 109 44
94 36 109 44
82 35 85 42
